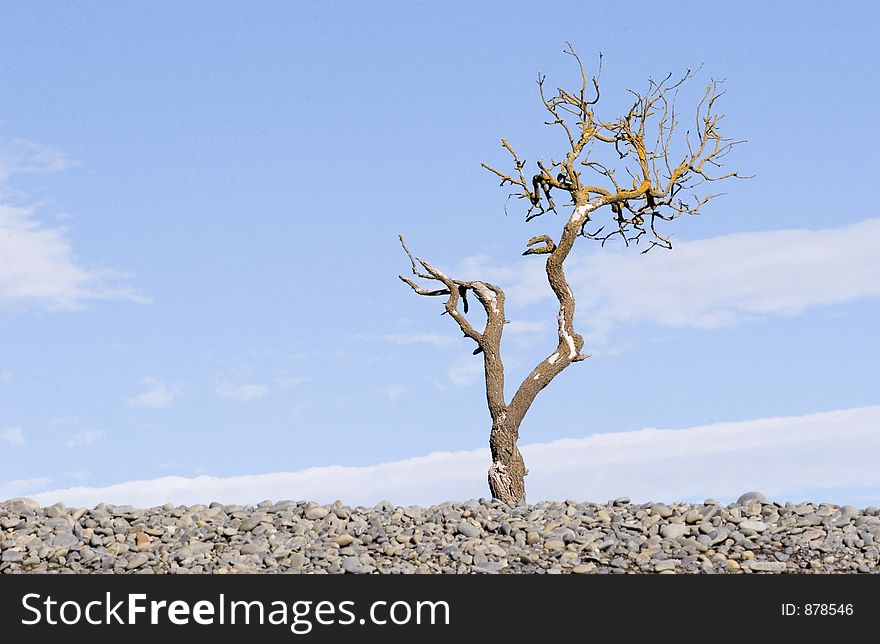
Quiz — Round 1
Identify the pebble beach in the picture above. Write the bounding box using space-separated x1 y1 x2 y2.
2 492 877 574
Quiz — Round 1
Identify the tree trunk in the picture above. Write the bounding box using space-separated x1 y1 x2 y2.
485 203 595 504
397 206 595 506
487 414 528 504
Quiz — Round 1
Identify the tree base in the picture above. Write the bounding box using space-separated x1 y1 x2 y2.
487 445 527 504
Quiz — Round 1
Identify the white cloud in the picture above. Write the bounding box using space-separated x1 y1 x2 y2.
127 377 177 409
215 382 269 402
0 204 149 309
384 384 406 400
1 370 12 383
24 406 880 508
0 477 52 501
0 139 76 183
356 333 455 346
0 426 26 447
463 219 880 334
448 357 483 387
0 140 147 310
65 430 103 448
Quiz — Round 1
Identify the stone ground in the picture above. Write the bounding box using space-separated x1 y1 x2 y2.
1 492 877 574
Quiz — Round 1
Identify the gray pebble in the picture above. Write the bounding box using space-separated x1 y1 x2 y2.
305 507 330 521
1 549 25 563
739 520 768 533
45 503 66 518
660 524 689 540
652 504 674 518
127 554 149 570
472 562 505 574
736 491 767 505
746 561 786 572
456 522 481 539
52 533 80 549
240 513 266 531
288 553 307 569
9 498 40 511
1 517 22 529
341 556 369 574
654 560 677 572
190 542 213 555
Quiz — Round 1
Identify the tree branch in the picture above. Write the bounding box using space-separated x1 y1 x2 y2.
398 235 508 417
482 47 749 251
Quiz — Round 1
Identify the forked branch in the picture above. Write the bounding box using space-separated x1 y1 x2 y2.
398 235 508 415
482 43 751 251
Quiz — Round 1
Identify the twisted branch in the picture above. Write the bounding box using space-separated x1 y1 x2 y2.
482 43 750 251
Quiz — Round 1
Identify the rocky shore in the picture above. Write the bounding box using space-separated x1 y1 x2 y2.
1 493 877 574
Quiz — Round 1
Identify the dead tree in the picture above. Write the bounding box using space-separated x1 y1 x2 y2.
399 44 748 504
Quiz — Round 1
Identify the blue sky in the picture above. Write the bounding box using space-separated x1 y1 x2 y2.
1 2 879 505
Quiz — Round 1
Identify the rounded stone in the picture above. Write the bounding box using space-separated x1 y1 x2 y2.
652 504 674 518
660 524 689 540
305 507 329 521
739 520 768 533
126 553 149 570
1 549 25 563
456 522 481 539
472 561 505 574
51 533 80 549
8 498 40 511
288 553 307 569
239 543 266 555
341 556 369 574
654 560 677 572
736 491 767 505
747 560 786 572
45 503 66 518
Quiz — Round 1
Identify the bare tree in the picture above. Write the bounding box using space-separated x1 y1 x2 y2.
399 44 748 504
